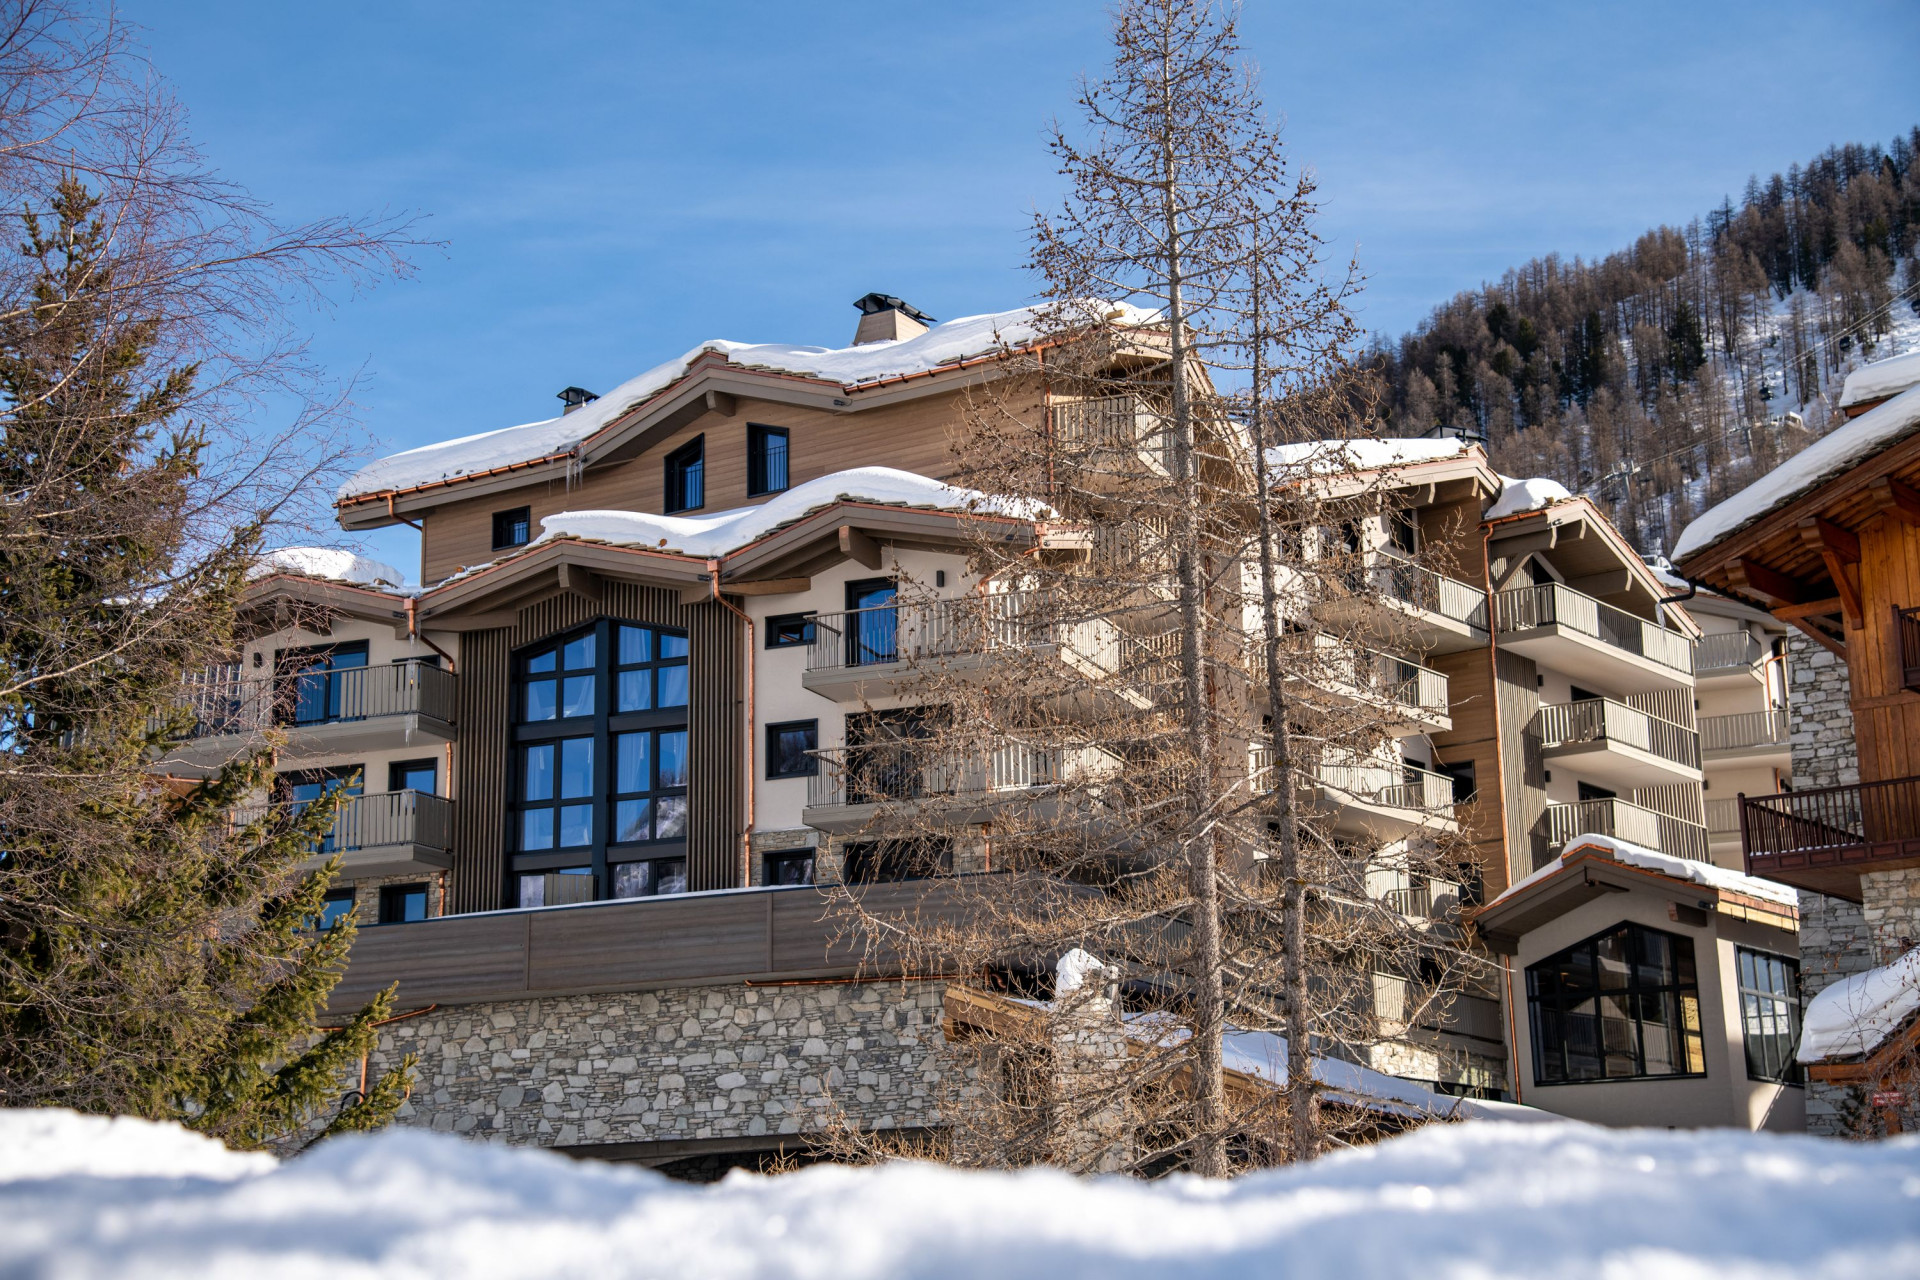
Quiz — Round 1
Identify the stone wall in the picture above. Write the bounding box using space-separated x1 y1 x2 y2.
366 979 952 1150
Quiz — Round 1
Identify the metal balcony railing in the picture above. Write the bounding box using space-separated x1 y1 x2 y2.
1269 641 1450 720
241 790 453 856
1381 881 1463 921
1338 554 1489 636
1051 394 1174 472
1694 630 1765 674
1741 777 1920 861
1252 745 1456 815
1700 709 1789 754
805 593 1119 677
177 661 455 740
1533 698 1699 769
1541 797 1709 862
1705 797 1741 835
1495 583 1694 675
805 741 1116 809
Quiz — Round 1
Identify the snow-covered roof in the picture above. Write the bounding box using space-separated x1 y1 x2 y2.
1839 348 1920 409
1214 1025 1551 1125
10 1108 1918 1277
251 547 407 590
529 467 1052 560
1674 383 1920 562
1490 833 1801 910
1263 437 1470 476
1485 475 1573 521
339 302 1159 501
1798 946 1920 1064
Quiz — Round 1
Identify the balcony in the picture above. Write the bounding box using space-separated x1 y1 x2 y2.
1533 698 1700 789
259 790 454 879
1540 797 1709 864
802 740 1123 833
1740 777 1920 901
1700 709 1790 767
163 661 456 774
801 594 1149 710
1265 641 1451 735
1693 630 1766 686
1051 393 1174 481
1315 554 1489 655
1255 745 1459 839
1494 583 1694 693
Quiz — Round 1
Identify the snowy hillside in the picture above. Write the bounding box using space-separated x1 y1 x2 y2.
1 1109 1916 1278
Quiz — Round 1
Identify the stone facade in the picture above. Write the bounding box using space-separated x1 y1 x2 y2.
368 979 951 1150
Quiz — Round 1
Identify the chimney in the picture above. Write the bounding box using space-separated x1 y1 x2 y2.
556 386 599 415
851 293 934 346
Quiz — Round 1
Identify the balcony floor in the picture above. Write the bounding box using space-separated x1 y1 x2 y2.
1496 626 1691 693
1745 839 1920 903
298 841 453 880
160 711 455 776
1541 739 1702 789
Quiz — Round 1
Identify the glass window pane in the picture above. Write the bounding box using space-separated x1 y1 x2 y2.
656 795 688 839
658 858 687 895
523 744 554 801
611 860 656 899
659 633 689 659
518 874 546 908
658 731 689 788
617 732 650 794
524 679 557 722
527 648 557 674
617 669 652 712
657 666 689 708
520 808 554 851
619 626 652 664
561 674 596 718
559 803 593 847
560 738 594 798
615 798 652 843
563 633 596 670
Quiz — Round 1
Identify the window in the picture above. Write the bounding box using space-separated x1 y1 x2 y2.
766 720 818 778
311 889 356 931
276 642 368 726
1737 948 1802 1084
748 424 790 496
764 850 815 886
842 838 950 884
766 612 816 649
845 578 898 667
378 883 429 924
1387 508 1419 555
279 766 361 853
1437 760 1477 803
1577 781 1617 803
388 758 438 795
510 619 692 906
665 436 704 512
1527 921 1705 1084
492 506 532 550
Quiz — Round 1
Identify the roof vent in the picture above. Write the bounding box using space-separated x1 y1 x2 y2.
557 386 599 414
852 293 935 346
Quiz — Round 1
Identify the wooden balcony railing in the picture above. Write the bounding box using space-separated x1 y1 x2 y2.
1533 698 1699 769
1495 582 1694 675
1052 394 1174 472
1741 777 1920 871
1337 554 1489 636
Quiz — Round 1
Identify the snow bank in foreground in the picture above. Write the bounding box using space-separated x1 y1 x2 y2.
1493 833 1801 909
534 467 1051 559
1799 946 1920 1063
0 1111 273 1183
3 1110 1917 1279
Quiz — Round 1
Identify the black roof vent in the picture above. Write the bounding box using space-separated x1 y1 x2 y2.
852 293 935 324
557 386 599 414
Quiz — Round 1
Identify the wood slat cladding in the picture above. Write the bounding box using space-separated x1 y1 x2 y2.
445 581 745 911
1494 649 1544 886
1429 647 1509 898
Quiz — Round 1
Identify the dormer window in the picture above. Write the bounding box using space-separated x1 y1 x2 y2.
748 424 789 497
492 506 532 550
665 436 704 513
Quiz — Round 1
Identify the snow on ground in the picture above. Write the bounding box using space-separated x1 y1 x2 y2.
1 1109 1915 1279
338 302 1159 501
1491 833 1801 909
532 467 1051 559
1485 475 1572 520
1799 945 1920 1063
1673 382 1920 561
253 547 408 590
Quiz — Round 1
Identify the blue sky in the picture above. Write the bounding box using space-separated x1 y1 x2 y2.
126 1 1918 579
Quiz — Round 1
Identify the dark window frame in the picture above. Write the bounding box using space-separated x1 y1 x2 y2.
508 618 691 904
388 757 438 795
273 640 369 726
665 435 705 513
841 837 951 884
765 612 817 649
763 849 816 886
492 506 533 550
311 888 356 932
1736 947 1803 1084
377 882 429 925
766 719 819 778
1526 920 1706 1086
747 423 790 497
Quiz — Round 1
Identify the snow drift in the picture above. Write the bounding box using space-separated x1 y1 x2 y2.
1798 945 1920 1063
2 1108 1917 1279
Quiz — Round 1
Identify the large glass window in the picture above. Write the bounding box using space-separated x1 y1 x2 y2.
845 578 898 666
1737 948 1802 1084
511 619 692 905
280 766 361 853
1527 921 1705 1084
276 642 369 726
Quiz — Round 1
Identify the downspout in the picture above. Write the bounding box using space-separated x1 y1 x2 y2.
404 598 458 673
386 493 424 532
707 559 756 889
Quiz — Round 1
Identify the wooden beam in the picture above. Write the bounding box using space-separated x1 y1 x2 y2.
678 579 714 607
556 563 602 604
838 525 883 570
718 576 811 596
1727 556 1814 606
1799 518 1862 626
1787 617 1848 661
1868 475 1920 527
1771 597 1845 621
704 389 736 418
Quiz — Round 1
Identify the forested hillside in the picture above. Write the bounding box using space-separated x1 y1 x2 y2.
1368 128 1920 554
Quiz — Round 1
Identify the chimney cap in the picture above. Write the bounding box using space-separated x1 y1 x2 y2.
852 293 935 324
556 386 599 413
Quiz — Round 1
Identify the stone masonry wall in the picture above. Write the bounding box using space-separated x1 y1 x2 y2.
1786 634 1877 1137
366 979 952 1150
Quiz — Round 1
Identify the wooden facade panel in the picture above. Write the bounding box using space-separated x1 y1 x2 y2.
1431 646 1510 898
526 892 772 990
1495 649 1543 887
449 629 510 914
327 912 528 1011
